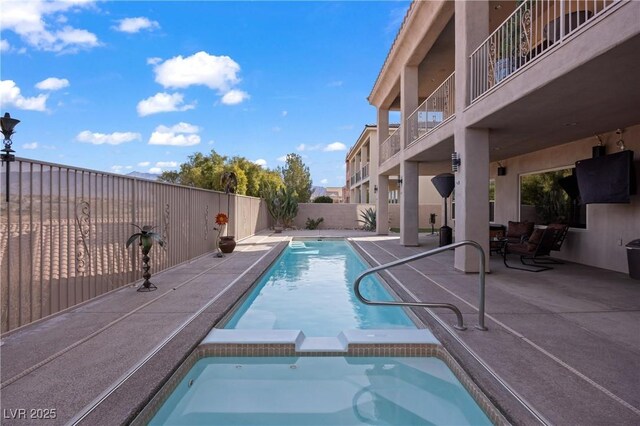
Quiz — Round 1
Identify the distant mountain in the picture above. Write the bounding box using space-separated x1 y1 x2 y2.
126 171 159 181
311 186 326 199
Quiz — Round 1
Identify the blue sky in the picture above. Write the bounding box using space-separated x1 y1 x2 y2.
1 0 408 187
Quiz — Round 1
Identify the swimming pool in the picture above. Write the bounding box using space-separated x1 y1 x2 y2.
148 356 492 425
223 240 416 336
137 239 502 425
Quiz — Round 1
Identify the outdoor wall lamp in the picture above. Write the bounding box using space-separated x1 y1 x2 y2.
1 112 20 203
451 152 461 172
373 185 378 193
497 162 507 176
397 177 403 186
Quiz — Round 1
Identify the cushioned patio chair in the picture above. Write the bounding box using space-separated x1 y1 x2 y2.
505 220 535 244
532 223 570 264
503 227 561 272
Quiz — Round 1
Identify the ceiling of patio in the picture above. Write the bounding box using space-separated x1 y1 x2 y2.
474 32 640 162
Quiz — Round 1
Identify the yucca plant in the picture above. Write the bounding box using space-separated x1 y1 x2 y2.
263 185 299 230
358 207 376 231
126 224 165 292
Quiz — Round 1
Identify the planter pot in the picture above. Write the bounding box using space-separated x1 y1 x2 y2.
274 226 283 234
494 58 514 83
218 236 236 253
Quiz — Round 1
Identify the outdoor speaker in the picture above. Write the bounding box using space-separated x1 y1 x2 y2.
497 166 507 176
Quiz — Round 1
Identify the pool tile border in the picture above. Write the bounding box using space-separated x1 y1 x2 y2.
133 342 509 425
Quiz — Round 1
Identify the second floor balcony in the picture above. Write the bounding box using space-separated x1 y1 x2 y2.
470 0 620 102
406 72 455 147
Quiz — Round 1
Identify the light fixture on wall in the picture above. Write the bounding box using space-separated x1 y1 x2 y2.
373 185 378 193
451 152 461 172
616 128 626 151
497 162 506 176
397 177 403 186
1 112 20 203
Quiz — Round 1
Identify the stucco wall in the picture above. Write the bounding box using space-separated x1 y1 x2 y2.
492 125 640 273
388 204 443 229
294 203 376 230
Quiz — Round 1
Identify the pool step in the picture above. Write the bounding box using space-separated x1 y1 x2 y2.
201 329 440 356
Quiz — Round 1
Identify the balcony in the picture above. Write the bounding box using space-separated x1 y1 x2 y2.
470 0 620 102
406 72 455 146
361 162 369 180
380 126 401 164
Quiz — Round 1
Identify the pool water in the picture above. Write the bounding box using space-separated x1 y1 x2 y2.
223 240 416 336
149 356 492 425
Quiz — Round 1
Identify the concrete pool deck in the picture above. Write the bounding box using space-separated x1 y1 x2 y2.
1 230 639 425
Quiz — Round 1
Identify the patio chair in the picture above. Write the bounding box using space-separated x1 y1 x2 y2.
503 227 561 272
532 223 569 264
505 220 535 244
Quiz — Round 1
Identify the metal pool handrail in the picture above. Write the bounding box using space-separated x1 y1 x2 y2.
354 240 487 331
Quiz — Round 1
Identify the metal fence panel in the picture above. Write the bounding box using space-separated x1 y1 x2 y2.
0 158 270 333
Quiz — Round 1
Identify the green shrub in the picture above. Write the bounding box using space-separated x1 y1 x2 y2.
305 217 324 230
358 207 376 231
313 195 333 203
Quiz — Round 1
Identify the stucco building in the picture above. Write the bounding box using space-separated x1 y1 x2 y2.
369 0 640 273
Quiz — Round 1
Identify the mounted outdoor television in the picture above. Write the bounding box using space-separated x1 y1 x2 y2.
575 150 636 204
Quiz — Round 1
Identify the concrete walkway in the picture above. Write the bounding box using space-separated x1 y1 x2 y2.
1 230 638 425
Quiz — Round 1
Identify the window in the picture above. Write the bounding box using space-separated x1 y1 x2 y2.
520 167 586 228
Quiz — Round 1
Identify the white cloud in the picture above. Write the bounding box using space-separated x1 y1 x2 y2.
324 142 347 152
114 17 160 33
152 51 241 91
148 122 201 146
281 110 288 117
0 1 99 53
277 155 287 163
296 144 306 151
148 167 162 174
272 126 281 132
147 57 161 65
23 142 38 150
137 92 195 116
157 122 199 134
35 77 69 91
137 161 150 167
221 89 249 105
76 130 141 145
155 161 177 168
111 165 125 173
327 80 343 87
254 159 267 167
320 179 328 184
0 80 48 111
0 40 10 52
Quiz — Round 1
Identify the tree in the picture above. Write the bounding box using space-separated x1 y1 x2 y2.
279 153 313 203
157 149 283 196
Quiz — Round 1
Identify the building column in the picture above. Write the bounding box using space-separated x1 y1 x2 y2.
454 0 490 271
375 107 389 233
400 65 419 246
376 175 389 235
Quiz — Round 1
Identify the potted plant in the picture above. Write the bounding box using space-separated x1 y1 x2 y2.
493 0 531 83
214 212 236 256
126 224 165 292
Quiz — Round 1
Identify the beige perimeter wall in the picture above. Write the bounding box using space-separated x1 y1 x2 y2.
294 203 376 229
